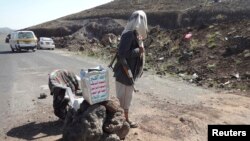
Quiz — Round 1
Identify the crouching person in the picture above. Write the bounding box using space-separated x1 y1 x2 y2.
48 69 79 119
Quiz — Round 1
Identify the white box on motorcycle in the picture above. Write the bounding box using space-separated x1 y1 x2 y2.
80 66 110 105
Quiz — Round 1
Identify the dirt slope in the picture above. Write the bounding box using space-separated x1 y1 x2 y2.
27 0 250 92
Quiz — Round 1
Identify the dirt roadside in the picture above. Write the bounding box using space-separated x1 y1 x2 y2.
1 49 250 141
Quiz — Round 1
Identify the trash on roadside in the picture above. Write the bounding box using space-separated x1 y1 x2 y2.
38 93 47 99
157 57 164 61
223 81 230 85
231 72 240 79
184 32 192 40
178 73 186 78
192 73 199 79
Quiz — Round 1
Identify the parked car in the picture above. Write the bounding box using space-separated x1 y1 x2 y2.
38 37 55 50
9 31 37 52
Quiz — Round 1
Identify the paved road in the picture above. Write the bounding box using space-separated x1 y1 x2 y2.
0 43 105 128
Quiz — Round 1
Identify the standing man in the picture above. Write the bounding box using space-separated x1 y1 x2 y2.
113 10 148 128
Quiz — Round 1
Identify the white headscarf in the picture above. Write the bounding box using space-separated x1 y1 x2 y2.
122 10 148 39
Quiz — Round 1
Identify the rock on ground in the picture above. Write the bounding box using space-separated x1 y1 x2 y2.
63 98 130 141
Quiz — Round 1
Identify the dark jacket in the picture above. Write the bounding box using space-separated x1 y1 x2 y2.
113 30 144 86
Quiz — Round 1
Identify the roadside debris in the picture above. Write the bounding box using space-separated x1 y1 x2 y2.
184 32 192 40
63 98 130 141
38 93 47 99
157 57 164 61
231 72 240 79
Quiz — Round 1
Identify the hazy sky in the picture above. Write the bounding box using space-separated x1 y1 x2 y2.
0 0 113 30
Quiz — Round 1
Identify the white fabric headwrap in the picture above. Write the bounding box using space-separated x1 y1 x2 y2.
122 10 148 39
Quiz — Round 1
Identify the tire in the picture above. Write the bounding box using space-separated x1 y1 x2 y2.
33 49 36 52
17 47 21 52
15 45 20 52
53 89 69 120
10 46 15 52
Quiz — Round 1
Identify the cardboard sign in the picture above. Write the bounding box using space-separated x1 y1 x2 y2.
81 66 110 105
89 72 109 103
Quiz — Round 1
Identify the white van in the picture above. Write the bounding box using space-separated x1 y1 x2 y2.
9 31 38 52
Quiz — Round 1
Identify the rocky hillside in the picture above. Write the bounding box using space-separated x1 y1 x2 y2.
28 0 250 38
27 0 250 92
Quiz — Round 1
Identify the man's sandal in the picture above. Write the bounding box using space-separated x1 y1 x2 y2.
127 120 138 128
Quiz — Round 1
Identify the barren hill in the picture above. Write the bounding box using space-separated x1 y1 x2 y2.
27 0 250 92
29 0 250 37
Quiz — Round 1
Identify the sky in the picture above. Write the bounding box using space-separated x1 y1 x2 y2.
0 0 113 30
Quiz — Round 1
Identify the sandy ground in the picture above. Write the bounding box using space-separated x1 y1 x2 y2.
127 89 250 141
